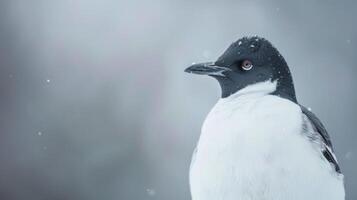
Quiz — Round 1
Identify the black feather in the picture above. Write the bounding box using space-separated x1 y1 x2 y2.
300 105 341 173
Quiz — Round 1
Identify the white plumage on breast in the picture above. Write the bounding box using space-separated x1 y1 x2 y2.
190 81 345 200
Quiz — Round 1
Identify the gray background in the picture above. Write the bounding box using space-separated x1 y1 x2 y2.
0 0 356 199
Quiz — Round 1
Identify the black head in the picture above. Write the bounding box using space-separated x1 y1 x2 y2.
185 36 297 103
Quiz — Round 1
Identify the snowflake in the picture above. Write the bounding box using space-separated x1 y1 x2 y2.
146 188 156 196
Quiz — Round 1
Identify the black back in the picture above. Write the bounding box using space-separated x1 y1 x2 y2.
300 105 341 173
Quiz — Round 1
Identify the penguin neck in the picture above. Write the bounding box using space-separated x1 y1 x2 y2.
271 75 297 103
223 80 278 101
220 79 297 104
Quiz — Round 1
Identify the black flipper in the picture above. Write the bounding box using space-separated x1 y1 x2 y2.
300 105 341 173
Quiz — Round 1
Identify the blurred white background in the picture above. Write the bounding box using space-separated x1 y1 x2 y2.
0 0 356 199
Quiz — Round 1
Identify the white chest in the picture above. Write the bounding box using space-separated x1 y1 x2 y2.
190 94 344 200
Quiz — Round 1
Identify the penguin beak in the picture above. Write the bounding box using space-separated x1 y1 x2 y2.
185 62 231 77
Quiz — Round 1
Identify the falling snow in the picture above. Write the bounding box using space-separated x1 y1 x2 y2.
345 152 352 160
146 188 156 196
202 50 211 59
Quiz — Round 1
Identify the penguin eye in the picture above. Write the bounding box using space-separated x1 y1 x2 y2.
241 60 253 71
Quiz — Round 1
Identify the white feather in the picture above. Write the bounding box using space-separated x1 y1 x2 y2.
190 80 345 200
